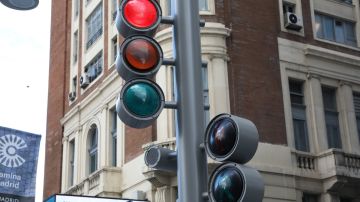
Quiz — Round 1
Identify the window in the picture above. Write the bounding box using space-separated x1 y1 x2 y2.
322 87 342 149
73 31 78 63
74 0 79 19
166 0 209 15
202 66 209 124
88 125 98 174
69 76 77 101
315 13 357 47
302 193 319 202
72 76 77 93
166 0 172 16
199 0 209 11
289 80 310 152
110 108 117 166
340 197 352 202
112 0 117 21
283 2 295 13
86 3 103 49
112 37 117 64
354 92 360 142
340 0 353 4
69 139 75 187
85 52 103 83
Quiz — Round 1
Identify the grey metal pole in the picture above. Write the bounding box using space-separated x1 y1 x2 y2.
172 0 208 201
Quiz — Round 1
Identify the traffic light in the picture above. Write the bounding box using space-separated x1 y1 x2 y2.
205 113 264 202
115 0 164 128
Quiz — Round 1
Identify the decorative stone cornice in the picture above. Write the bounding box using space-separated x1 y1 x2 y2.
306 72 321 81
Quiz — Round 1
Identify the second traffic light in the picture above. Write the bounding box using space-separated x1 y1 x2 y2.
205 113 264 202
115 0 164 128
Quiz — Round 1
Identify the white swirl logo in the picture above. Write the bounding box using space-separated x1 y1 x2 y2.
0 134 27 168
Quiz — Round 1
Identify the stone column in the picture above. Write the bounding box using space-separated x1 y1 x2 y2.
320 193 339 202
307 74 328 152
100 104 109 167
207 55 230 118
155 186 177 202
61 136 69 192
156 65 175 141
338 82 360 154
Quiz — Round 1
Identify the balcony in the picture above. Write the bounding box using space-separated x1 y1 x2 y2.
142 138 177 188
65 167 122 196
292 149 360 191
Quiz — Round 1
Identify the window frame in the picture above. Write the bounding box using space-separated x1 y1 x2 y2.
289 79 310 152
86 3 103 50
110 107 118 167
322 86 342 149
111 36 117 65
73 31 79 64
74 0 79 19
88 125 98 174
302 193 319 202
164 0 215 16
279 0 305 36
84 51 103 84
315 12 357 47
111 0 117 22
353 92 360 142
69 139 75 187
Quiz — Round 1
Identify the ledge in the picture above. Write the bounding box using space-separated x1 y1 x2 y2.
305 44 360 67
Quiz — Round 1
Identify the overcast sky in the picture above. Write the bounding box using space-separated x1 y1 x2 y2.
0 1 51 201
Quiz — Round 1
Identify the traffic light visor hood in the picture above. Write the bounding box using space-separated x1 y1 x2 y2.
123 0 159 29
205 113 259 164
116 36 163 81
116 0 162 38
116 79 165 128
209 163 265 202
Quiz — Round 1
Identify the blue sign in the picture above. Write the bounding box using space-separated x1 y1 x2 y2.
0 126 41 202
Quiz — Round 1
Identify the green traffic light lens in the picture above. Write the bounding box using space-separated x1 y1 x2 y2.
123 82 161 117
208 117 237 157
212 166 244 202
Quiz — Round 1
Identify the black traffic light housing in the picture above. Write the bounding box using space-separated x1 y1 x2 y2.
115 0 166 129
205 113 264 202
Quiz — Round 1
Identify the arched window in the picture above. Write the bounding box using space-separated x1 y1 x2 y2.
88 124 98 174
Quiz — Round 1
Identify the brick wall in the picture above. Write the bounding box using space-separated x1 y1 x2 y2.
224 0 288 144
124 125 156 163
43 0 71 199
279 0 360 56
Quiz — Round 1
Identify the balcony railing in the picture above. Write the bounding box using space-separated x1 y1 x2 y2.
65 167 121 196
143 137 176 151
292 149 360 179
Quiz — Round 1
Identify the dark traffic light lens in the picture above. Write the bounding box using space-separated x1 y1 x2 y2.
123 0 158 29
123 82 161 117
212 166 244 202
208 117 237 157
124 38 160 72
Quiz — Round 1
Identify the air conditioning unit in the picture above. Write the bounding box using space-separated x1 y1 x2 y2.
284 12 303 31
80 74 90 89
68 91 76 101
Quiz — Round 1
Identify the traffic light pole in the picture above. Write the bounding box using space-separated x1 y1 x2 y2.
172 0 208 201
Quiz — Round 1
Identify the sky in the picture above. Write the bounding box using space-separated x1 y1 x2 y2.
0 1 51 201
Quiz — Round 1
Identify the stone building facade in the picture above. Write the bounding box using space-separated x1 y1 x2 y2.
44 0 360 201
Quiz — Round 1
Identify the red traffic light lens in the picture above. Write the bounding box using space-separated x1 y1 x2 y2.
123 0 159 29
124 38 160 72
208 117 237 157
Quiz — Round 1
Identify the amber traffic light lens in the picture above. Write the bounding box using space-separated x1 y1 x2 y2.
124 38 160 72
123 0 159 29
